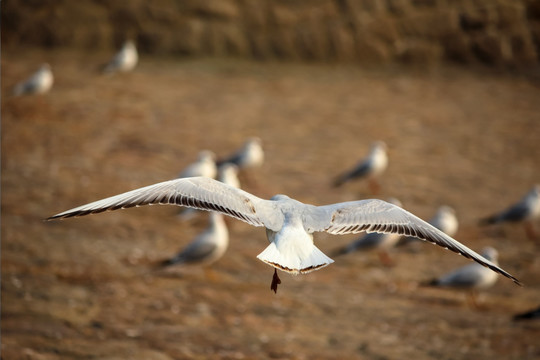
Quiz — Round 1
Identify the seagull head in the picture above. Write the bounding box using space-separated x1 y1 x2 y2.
480 247 498 262
438 205 455 216
198 150 216 162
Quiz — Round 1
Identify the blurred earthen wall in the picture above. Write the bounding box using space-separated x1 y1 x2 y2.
3 0 540 67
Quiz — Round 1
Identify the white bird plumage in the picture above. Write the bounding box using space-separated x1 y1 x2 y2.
103 40 138 74
217 137 264 170
178 151 217 179
218 163 241 189
47 177 521 292
159 212 229 268
12 63 54 96
429 205 459 237
401 205 459 246
177 151 218 221
331 198 403 264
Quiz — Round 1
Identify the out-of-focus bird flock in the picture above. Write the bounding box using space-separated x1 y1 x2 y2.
4 33 540 359
13 41 537 303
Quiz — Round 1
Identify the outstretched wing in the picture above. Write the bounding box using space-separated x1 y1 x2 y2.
305 199 521 285
47 177 282 230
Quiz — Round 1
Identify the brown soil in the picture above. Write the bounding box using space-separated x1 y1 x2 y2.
2 48 540 359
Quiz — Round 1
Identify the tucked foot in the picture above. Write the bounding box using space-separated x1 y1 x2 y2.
271 269 281 293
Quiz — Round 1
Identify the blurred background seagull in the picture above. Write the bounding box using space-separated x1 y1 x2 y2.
217 137 264 170
178 150 217 179
218 163 241 189
12 63 53 96
423 247 500 307
333 141 388 194
157 213 229 277
513 305 540 321
102 40 138 74
479 184 540 240
331 198 403 266
47 177 521 293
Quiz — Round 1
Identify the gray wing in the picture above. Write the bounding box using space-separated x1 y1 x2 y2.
161 242 218 267
47 177 282 230
216 153 242 168
480 202 530 224
333 161 371 187
305 199 521 285
332 232 385 256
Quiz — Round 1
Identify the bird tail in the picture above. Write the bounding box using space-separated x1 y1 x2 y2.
257 242 334 275
513 307 540 321
420 278 440 287
333 175 347 188
478 214 498 226
153 255 184 269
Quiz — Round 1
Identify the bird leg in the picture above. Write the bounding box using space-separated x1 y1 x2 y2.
368 178 381 195
378 251 395 267
204 267 219 282
271 269 281 293
467 290 480 309
524 222 538 241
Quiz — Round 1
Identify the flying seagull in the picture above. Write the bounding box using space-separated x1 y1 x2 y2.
12 63 54 96
333 141 388 194
159 212 229 270
47 177 521 293
480 185 540 240
103 40 138 74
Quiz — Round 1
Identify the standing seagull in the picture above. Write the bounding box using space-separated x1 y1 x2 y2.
217 137 264 171
103 40 138 74
429 206 459 237
159 213 229 273
178 151 217 179
480 185 540 240
218 163 241 189
424 247 501 307
333 141 388 194
331 198 403 265
12 63 53 96
47 177 521 293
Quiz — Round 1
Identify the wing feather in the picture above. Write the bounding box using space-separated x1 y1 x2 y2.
47 177 280 229
306 199 521 285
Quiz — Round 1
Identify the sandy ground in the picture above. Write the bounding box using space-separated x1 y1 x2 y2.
2 48 540 360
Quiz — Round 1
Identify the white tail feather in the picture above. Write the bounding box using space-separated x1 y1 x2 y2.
257 241 334 274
